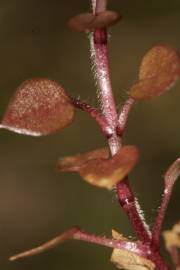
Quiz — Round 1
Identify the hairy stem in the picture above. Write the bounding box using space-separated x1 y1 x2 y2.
149 252 172 270
151 189 172 249
169 247 180 270
71 98 113 138
152 158 180 249
9 227 148 261
117 178 151 242
117 97 135 136
90 0 151 243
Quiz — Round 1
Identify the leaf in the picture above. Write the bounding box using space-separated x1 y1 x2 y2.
129 45 180 100
111 230 155 270
79 145 139 189
164 158 180 188
67 11 120 32
1 78 75 136
163 222 180 251
57 147 109 172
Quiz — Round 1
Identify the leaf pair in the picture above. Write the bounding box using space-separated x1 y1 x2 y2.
57 145 139 189
129 45 180 100
1 45 180 137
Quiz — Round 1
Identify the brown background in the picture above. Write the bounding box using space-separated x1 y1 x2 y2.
0 0 179 269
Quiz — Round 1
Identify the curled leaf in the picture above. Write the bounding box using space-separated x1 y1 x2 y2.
163 222 180 251
67 11 121 32
129 45 180 100
111 230 155 270
1 78 75 136
79 145 139 189
57 147 109 172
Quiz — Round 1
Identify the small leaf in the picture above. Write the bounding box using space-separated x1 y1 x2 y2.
164 158 180 188
129 45 180 100
57 147 109 172
67 11 120 32
94 11 121 28
68 13 95 32
163 222 180 251
1 78 75 136
111 230 155 270
79 145 139 189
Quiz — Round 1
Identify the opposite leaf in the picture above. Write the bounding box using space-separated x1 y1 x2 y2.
111 230 155 270
1 78 75 136
79 145 139 189
130 45 180 100
57 147 109 172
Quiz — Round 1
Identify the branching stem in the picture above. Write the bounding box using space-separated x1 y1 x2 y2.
91 0 151 243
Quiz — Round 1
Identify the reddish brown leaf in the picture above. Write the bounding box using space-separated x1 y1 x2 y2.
1 78 75 136
67 11 120 32
67 13 95 32
79 145 139 189
129 45 180 100
93 11 121 29
57 147 109 172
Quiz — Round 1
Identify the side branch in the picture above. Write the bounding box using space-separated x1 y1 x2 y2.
72 98 113 138
151 158 180 249
9 227 149 261
117 97 135 137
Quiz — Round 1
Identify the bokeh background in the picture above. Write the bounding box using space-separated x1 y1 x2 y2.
0 0 179 269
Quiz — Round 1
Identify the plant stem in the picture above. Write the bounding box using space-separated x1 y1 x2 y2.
151 189 172 249
149 252 172 270
90 0 151 243
71 98 113 138
117 178 151 242
152 158 180 249
73 230 148 257
117 97 135 136
9 227 149 261
91 28 120 154
169 247 180 270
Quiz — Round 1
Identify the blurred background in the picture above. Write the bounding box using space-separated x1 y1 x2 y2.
0 0 179 269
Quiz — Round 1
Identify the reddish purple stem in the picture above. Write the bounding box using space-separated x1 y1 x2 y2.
152 182 177 249
149 252 172 270
71 98 113 138
117 97 135 136
92 28 120 155
117 178 151 242
9 227 149 261
169 247 180 269
91 0 151 243
73 230 149 257
152 158 180 250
